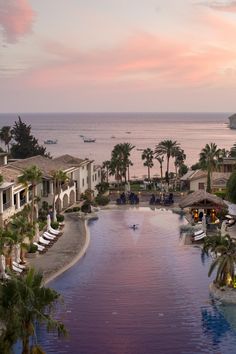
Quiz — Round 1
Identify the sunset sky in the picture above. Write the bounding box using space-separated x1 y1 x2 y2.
1 0 236 112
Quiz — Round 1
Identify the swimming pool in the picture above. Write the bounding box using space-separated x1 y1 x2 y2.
37 208 236 354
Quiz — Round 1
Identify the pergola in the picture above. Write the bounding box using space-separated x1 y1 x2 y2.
179 190 227 210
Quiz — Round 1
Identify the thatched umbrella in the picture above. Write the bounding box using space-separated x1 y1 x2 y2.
179 190 227 210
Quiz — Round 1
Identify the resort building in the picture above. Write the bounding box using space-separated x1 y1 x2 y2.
181 157 236 192
0 154 101 227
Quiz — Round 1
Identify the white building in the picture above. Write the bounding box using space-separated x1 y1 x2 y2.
0 154 101 227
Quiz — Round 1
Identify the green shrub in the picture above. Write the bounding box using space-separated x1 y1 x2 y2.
81 201 92 213
214 191 226 199
56 214 65 222
95 195 110 206
38 220 47 231
27 243 38 253
51 221 59 230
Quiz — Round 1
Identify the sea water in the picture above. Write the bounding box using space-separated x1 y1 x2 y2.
0 112 235 177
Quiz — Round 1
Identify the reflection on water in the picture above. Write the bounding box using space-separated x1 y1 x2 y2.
35 208 236 354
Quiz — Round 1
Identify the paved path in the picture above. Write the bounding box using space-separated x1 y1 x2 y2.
28 213 88 284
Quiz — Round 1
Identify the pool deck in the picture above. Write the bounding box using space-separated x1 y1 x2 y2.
28 213 91 285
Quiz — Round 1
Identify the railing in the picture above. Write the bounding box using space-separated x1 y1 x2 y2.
3 201 11 210
41 191 49 197
20 198 26 206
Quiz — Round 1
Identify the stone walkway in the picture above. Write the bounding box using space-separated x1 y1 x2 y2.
28 213 88 284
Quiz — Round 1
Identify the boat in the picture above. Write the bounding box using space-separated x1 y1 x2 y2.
129 224 139 230
137 148 144 151
44 139 58 144
83 137 96 143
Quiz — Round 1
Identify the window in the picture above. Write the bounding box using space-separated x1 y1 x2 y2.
82 178 84 187
198 183 205 190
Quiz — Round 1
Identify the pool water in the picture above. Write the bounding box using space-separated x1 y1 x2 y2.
37 208 236 354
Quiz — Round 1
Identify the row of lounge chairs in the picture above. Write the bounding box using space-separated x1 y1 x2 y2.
116 192 139 205
33 225 63 253
149 193 174 206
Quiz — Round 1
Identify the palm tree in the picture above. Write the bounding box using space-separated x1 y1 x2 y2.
0 268 66 354
208 235 236 287
10 215 34 264
173 148 186 179
102 160 111 183
155 140 180 185
110 143 135 184
0 126 12 153
199 143 222 193
141 148 154 180
156 155 164 191
51 170 68 219
18 166 42 224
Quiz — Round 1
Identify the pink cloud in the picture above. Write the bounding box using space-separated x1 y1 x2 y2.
200 1 236 12
0 0 35 43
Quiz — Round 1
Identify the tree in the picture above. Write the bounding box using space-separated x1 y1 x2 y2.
51 170 68 219
230 143 236 158
141 148 154 180
10 215 34 263
207 235 236 287
11 116 49 159
102 160 111 183
227 171 236 203
173 148 186 178
0 126 12 153
155 140 180 185
110 143 135 184
0 268 66 354
18 166 42 224
199 143 222 193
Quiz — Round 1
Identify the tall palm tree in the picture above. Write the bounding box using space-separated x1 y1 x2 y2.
102 160 111 183
110 143 135 184
51 170 68 219
0 268 66 354
10 215 34 264
141 148 154 180
0 126 12 153
18 166 42 224
199 143 222 193
173 148 186 178
155 140 180 185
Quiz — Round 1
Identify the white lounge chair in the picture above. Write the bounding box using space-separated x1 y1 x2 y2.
12 261 26 270
33 242 45 252
194 229 204 236
194 231 206 241
43 233 56 241
44 231 57 239
39 237 51 246
48 226 61 235
12 264 23 273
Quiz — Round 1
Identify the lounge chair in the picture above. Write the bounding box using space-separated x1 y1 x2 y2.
33 242 45 252
12 261 26 270
39 237 51 246
193 229 206 241
12 264 23 273
43 232 56 241
44 231 57 239
48 226 61 235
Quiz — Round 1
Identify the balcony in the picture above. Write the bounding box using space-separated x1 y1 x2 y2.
3 201 11 211
20 198 26 207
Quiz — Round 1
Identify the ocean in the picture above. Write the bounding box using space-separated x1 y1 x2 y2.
0 112 235 178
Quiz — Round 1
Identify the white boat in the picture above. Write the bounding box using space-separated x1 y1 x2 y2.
44 139 58 144
83 137 96 143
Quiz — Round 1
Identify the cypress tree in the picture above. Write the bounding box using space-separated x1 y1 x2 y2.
11 116 49 159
